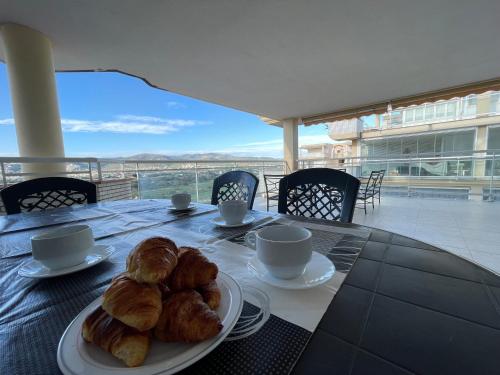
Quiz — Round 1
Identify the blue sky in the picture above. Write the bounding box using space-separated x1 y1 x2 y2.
0 63 331 158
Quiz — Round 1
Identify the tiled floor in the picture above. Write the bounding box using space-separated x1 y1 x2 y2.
254 195 500 275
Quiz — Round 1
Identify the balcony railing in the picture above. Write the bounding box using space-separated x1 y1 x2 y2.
1 151 499 205
0 157 288 203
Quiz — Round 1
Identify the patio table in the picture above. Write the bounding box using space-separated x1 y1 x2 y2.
1 199 499 375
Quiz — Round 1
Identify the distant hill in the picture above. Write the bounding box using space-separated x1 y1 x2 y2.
125 153 277 161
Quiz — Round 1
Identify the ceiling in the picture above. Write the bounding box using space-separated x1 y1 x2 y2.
1 0 499 122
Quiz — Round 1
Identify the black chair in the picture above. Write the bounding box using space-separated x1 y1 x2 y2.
356 171 381 214
211 170 259 209
1 177 97 215
277 168 360 223
263 174 285 211
374 169 385 204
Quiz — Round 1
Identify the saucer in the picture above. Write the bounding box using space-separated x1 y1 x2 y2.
167 204 196 212
18 245 115 279
247 251 335 290
210 215 256 228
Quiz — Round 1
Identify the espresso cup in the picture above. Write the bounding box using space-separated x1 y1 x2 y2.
245 225 312 279
31 225 94 270
171 193 191 209
218 200 248 225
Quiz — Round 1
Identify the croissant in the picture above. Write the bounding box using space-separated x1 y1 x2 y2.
198 280 221 310
169 247 218 291
126 237 178 284
102 273 162 331
82 306 151 367
154 290 223 342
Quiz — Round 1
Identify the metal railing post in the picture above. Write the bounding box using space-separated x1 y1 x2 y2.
88 162 93 182
194 162 200 202
488 153 495 202
407 159 411 197
97 161 103 181
0 162 6 187
135 162 141 199
456 158 460 180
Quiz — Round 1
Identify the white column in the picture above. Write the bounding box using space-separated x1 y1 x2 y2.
283 118 299 172
0 23 65 175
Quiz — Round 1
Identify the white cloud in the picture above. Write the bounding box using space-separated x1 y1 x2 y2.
0 118 14 125
0 116 211 135
166 101 187 109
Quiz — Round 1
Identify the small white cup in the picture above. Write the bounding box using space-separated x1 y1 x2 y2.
31 225 95 270
171 193 191 210
245 225 312 279
218 200 248 225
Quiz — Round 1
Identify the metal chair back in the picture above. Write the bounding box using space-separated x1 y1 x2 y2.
278 168 360 223
263 174 285 211
1 177 97 215
211 170 259 209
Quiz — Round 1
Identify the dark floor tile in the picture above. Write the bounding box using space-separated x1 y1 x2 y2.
319 285 372 344
361 295 500 375
391 235 439 251
359 241 388 261
378 264 500 329
369 229 392 243
293 331 356 375
385 244 483 282
344 258 382 291
352 351 414 375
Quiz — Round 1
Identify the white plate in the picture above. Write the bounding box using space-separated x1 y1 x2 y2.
167 204 196 213
210 215 255 228
18 245 115 279
247 252 335 290
57 272 243 375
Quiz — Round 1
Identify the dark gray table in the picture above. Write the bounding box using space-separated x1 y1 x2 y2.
1 199 499 375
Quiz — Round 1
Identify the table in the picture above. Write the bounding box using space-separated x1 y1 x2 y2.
1 199 499 375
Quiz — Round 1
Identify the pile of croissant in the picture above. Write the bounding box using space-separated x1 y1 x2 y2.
81 237 222 367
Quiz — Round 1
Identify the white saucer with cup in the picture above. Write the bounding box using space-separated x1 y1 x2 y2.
170 193 193 211
245 224 312 279
18 225 114 278
212 200 252 227
245 224 335 288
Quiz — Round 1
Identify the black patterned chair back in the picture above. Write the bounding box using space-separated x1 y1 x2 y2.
211 170 259 209
1 177 97 215
278 168 360 223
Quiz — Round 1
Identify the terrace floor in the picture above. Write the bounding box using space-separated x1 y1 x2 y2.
253 195 500 275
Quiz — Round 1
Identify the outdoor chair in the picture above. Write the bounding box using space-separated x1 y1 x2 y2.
263 174 285 211
277 168 360 223
211 170 259 209
374 169 385 204
1 177 97 215
356 171 381 214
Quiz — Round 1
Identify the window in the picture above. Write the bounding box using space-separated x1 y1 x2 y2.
403 109 415 124
414 107 424 122
490 93 500 114
436 102 446 119
424 104 434 121
446 101 457 118
462 95 477 117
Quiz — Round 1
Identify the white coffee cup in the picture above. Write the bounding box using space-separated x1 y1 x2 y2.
218 200 248 225
31 225 95 270
171 193 191 210
245 225 312 279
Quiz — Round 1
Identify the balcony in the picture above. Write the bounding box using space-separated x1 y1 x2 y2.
1 154 499 274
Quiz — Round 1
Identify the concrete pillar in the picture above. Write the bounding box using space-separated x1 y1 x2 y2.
283 118 299 173
0 24 65 175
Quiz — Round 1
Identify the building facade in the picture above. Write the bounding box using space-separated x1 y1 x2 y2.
327 91 500 199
